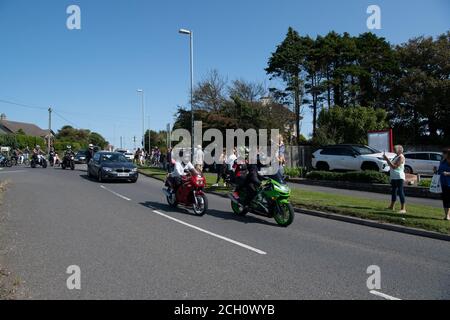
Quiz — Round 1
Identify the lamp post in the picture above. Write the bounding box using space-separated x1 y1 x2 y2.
179 28 194 161
137 89 145 152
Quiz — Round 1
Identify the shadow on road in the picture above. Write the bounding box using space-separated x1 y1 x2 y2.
140 201 278 227
78 174 134 184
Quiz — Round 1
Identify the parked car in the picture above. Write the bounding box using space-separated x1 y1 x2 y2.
312 145 396 173
404 152 443 175
115 149 134 162
87 152 138 183
74 150 87 164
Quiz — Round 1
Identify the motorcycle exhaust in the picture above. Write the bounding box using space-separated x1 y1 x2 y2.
228 194 243 208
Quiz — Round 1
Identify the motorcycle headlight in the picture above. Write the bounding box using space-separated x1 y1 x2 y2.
103 167 113 172
275 185 290 194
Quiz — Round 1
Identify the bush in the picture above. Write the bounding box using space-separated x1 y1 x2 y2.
418 179 432 188
284 167 305 178
306 171 390 184
0 134 45 150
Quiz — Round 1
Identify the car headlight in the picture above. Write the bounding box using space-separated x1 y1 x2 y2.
132 168 138 172
103 167 113 172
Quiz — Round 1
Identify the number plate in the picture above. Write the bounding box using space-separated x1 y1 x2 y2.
117 173 130 177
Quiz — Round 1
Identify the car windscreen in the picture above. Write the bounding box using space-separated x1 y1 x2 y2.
101 154 128 163
352 146 380 155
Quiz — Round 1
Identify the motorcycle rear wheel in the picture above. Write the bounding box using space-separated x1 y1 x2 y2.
166 191 178 208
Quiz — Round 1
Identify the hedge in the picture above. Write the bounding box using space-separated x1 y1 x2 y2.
306 171 390 184
0 134 45 150
284 167 306 178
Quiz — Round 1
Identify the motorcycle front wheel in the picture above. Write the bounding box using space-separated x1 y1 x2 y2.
193 194 208 216
273 203 295 227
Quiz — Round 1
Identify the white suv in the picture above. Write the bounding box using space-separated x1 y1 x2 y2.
312 145 396 173
404 152 443 175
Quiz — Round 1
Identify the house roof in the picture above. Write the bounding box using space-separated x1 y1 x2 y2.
0 119 50 138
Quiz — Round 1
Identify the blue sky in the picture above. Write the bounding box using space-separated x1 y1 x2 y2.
0 0 448 150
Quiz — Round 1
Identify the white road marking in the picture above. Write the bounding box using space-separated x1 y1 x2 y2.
0 170 26 174
370 290 401 300
100 185 131 201
152 210 267 255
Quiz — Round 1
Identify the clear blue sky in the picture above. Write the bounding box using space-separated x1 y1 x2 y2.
0 0 448 150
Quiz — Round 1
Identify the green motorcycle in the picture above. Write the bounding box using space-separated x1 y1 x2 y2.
229 173 295 227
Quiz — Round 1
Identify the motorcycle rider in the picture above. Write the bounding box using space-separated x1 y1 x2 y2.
65 145 75 157
85 144 95 164
232 148 263 207
49 147 56 166
168 150 198 193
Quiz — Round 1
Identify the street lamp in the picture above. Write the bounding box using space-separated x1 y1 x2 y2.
137 89 145 152
179 28 194 161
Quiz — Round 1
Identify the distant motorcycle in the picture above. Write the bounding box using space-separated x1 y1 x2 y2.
30 154 47 168
163 171 208 216
61 153 75 170
0 155 12 168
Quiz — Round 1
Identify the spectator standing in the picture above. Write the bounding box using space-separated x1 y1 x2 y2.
167 148 173 172
384 145 407 215
213 149 227 187
194 145 204 173
438 148 450 221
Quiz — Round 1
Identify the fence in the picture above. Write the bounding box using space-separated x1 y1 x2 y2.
284 145 314 170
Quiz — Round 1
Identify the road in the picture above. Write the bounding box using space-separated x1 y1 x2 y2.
0 166 449 300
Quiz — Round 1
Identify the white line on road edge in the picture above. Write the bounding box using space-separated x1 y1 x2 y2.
0 170 26 174
152 210 267 255
100 185 132 201
370 290 401 300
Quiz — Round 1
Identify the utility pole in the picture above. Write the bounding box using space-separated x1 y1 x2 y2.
48 107 52 153
166 123 171 149
120 136 123 149
148 116 151 154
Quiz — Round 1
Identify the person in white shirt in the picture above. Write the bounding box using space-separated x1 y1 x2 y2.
194 145 204 172
226 148 238 171
169 151 198 191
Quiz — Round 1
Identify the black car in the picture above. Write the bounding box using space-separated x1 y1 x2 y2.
74 150 87 164
87 152 138 183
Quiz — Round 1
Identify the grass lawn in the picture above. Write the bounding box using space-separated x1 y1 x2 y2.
139 167 449 235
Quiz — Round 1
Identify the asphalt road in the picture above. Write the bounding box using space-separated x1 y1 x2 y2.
0 166 449 300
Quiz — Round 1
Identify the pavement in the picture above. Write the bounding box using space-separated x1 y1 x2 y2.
0 166 449 300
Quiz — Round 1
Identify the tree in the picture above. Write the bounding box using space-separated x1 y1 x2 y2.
228 79 266 102
55 126 108 150
266 27 309 144
314 106 388 146
193 69 227 112
391 31 450 145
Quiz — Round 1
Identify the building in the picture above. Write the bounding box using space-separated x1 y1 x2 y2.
0 113 51 138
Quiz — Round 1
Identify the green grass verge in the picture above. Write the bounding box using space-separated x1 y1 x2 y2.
139 167 449 235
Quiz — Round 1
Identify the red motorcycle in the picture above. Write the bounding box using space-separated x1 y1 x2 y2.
164 172 208 216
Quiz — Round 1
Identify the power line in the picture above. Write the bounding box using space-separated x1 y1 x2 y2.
53 110 81 129
0 99 48 111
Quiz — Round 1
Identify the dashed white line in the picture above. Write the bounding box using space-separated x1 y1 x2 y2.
152 210 267 255
370 290 402 300
100 185 132 201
